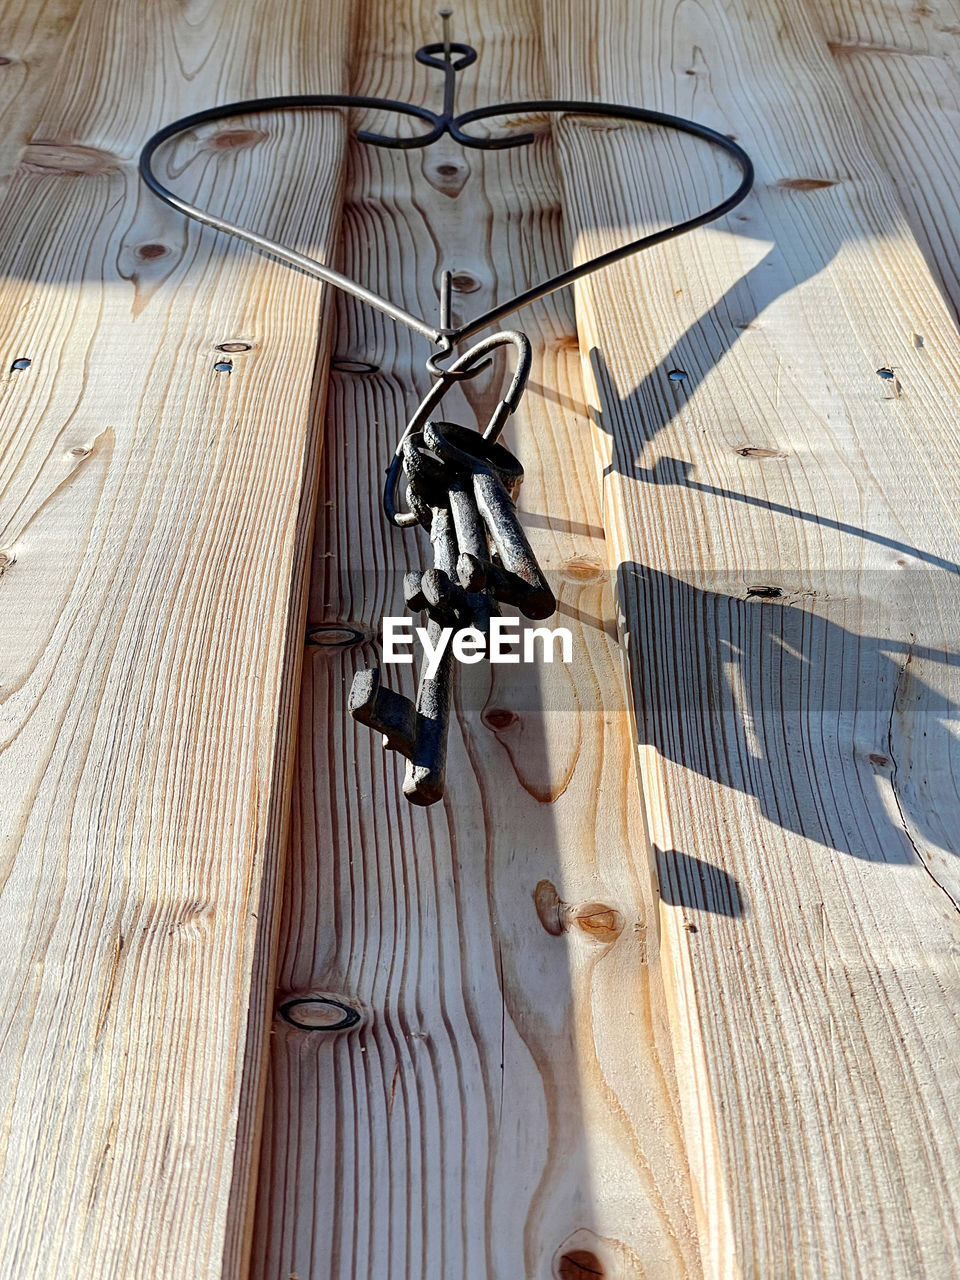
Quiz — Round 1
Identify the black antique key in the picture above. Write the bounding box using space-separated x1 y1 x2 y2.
349 372 556 805
349 501 460 807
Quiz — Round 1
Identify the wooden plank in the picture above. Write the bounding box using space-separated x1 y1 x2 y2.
248 2 701 1277
542 0 960 1275
808 0 960 325
0 2 350 1275
0 0 85 196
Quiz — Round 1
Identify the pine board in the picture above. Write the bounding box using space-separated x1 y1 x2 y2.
0 0 84 197
542 0 960 1275
0 2 349 1275
810 0 960 326
249 2 700 1277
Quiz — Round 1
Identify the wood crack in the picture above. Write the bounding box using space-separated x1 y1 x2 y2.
887 643 960 916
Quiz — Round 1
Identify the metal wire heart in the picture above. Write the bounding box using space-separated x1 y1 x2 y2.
139 61 752 353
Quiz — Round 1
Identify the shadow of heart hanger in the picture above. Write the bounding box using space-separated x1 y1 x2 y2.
138 7 754 371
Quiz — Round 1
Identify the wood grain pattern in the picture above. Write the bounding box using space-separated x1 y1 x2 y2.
808 0 960 325
0 2 349 1275
0 0 84 196
542 0 960 1275
249 2 700 1277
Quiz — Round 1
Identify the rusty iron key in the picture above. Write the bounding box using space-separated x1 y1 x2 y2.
349 502 459 806
349 418 555 806
422 421 555 620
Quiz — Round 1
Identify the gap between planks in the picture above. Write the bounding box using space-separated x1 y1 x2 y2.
249 2 701 1278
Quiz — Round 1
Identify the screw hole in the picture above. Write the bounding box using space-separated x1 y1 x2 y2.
877 367 895 380
214 360 232 373
667 368 688 383
10 358 30 372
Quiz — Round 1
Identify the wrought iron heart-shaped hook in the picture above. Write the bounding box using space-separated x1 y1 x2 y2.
138 17 753 354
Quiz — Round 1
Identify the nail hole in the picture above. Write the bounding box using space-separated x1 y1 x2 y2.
214 360 232 373
667 368 688 383
10 358 30 372
877 367 895 380
331 357 379 374
306 623 366 647
436 162 461 177
278 996 362 1032
217 341 251 353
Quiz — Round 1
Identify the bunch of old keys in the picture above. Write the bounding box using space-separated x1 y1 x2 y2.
348 326 556 806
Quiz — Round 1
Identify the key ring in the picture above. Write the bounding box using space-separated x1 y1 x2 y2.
384 330 531 527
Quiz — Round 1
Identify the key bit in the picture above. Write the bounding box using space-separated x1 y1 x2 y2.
404 567 471 627
349 668 417 757
349 634 453 806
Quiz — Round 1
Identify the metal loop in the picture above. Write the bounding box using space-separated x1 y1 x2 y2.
415 41 477 72
383 331 532 526
425 342 493 380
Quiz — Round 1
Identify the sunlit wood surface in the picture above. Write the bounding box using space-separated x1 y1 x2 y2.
249 3 700 1277
545 0 960 1273
0 1 348 1274
2 0 960 1274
